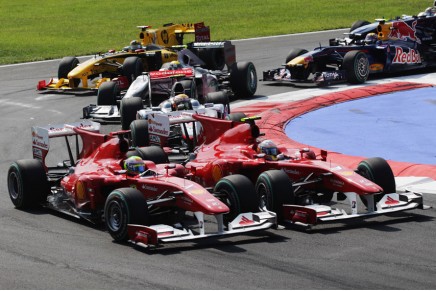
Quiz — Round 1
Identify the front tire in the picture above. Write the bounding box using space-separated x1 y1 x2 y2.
120 97 143 130
127 146 169 164
7 159 49 209
58 56 80 87
343 50 369 84
357 157 396 205
104 188 149 242
255 170 294 222
213 174 258 223
97 81 119 106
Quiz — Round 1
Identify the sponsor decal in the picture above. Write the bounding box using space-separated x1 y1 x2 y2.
149 68 194 79
239 216 254 225
212 164 223 182
330 178 344 188
191 189 205 195
142 185 158 192
385 196 399 205
388 20 419 43
283 168 300 175
32 147 43 159
392 47 421 64
149 134 161 144
339 171 355 176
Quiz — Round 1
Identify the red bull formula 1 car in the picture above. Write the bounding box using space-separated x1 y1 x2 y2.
154 114 428 228
262 4 436 86
7 121 275 248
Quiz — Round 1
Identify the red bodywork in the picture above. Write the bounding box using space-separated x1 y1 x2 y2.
186 114 382 196
60 126 229 215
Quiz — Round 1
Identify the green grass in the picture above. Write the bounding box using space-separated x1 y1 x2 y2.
0 0 429 65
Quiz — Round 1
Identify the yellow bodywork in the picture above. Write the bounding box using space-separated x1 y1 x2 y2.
138 23 208 47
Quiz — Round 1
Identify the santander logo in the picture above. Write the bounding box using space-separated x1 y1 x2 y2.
392 47 421 64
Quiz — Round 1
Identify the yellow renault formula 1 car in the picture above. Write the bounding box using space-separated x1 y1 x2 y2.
37 22 212 95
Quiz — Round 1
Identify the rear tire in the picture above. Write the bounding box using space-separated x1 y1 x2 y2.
229 62 257 98
214 174 258 223
104 188 149 242
97 81 119 106
130 119 149 147
58 56 80 87
357 157 396 205
226 112 246 122
120 97 143 130
7 159 49 209
255 170 294 222
343 51 369 84
204 91 230 115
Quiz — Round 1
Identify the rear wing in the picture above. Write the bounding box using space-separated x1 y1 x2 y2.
138 22 210 47
187 41 236 69
32 121 101 168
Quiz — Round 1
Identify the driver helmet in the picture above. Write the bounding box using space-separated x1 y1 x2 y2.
258 139 279 161
172 94 191 111
130 40 141 51
364 33 378 44
124 156 145 175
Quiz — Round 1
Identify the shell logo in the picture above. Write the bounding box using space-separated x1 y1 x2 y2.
212 164 223 182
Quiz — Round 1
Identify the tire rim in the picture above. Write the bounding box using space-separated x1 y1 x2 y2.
8 172 19 200
107 200 123 232
356 56 369 79
257 185 269 211
247 65 257 93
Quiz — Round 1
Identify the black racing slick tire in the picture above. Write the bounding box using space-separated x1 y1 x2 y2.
179 79 198 100
104 188 149 242
127 146 169 164
255 170 294 223
204 91 230 115
130 119 149 147
7 159 49 209
120 97 143 130
350 20 371 32
357 157 396 205
226 112 246 122
122 56 143 84
97 81 119 106
229 61 257 99
213 174 258 223
285 48 308 64
343 51 369 84
58 56 80 87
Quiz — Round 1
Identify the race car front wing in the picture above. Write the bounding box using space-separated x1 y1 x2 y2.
282 191 430 228
127 211 276 248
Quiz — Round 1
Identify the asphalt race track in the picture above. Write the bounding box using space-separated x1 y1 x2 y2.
1 30 436 289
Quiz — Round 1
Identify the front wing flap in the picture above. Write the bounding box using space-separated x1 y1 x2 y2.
282 192 429 227
262 68 348 86
127 211 276 248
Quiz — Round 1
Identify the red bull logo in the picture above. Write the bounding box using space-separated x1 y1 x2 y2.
388 20 420 43
392 47 421 64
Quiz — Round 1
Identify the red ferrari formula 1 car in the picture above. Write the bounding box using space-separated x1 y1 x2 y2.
262 3 436 86
177 114 428 228
7 121 275 248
